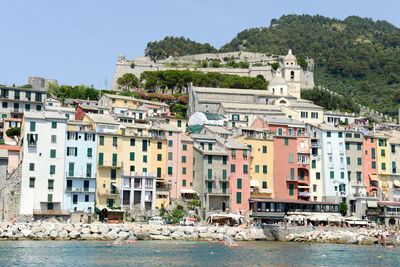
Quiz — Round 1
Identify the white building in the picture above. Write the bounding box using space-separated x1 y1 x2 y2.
20 111 68 216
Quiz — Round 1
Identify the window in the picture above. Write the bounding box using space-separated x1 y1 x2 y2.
182 167 186 175
222 169 227 180
208 143 213 151
182 179 186 187
381 149 386 157
231 164 236 173
48 179 54 190
157 168 161 178
208 169 212 179
111 169 116 180
50 149 56 158
236 192 242 204
51 122 57 129
168 140 173 147
345 133 352 138
237 178 242 189
51 135 57 144
157 154 162 161
157 142 162 149
182 144 187 151
341 172 344 179
26 92 31 100
48 194 53 202
278 128 283 135
393 161 397 173
284 138 289 146
345 143 350 150
222 156 227 165
243 165 248 174
372 161 376 169
85 195 89 202
112 154 117 166
330 171 334 179
346 157 350 165
357 143 362 150
262 146 267 154
379 139 387 147
207 155 211 164
382 163 386 170
50 165 56 175
289 154 293 163
25 104 30 111
327 132 331 137
27 133 38 146
87 148 92 158
130 138 135 146
255 165 260 173
357 158 362 165
372 148 376 159
112 137 118 147
67 147 78 156
262 181 267 189
168 152 172 161
311 160 316 168
29 177 35 188
168 166 172 175
263 165 267 174
68 162 74 176
313 184 317 192
392 145 396 153
143 155 147 163
289 184 294 196
98 153 104 165
243 150 247 158
2 102 7 108
168 131 172 136
316 172 320 180
86 164 92 177
290 168 295 179
29 163 35 171
354 133 361 138
30 122 36 132
99 136 104 146
177 120 182 127
231 149 236 158
338 132 342 138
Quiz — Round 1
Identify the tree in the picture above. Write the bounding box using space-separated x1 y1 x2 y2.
20 84 33 88
387 72 400 84
117 73 140 91
339 202 348 216
6 127 20 143
392 89 400 103
297 58 308 69
269 62 279 71
130 63 135 69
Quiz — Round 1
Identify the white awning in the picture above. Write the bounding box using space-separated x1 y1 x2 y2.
180 189 197 194
250 180 260 187
367 200 378 208
111 183 120 189
297 186 310 189
394 179 400 187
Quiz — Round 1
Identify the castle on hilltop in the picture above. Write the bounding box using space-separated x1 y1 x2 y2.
110 50 315 98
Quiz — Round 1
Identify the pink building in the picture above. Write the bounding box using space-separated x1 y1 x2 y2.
226 140 250 214
178 134 194 198
0 145 20 174
3 118 21 145
363 134 378 196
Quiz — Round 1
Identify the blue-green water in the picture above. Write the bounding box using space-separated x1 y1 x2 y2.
0 240 399 266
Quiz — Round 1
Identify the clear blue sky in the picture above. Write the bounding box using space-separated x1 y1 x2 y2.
1 0 399 89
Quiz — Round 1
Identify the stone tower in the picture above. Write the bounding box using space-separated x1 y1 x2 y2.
282 49 301 99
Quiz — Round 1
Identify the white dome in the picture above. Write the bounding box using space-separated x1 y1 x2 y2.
283 49 296 61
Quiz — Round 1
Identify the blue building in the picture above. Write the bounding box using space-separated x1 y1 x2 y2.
64 121 97 213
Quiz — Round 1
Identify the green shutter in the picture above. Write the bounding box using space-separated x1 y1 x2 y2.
50 165 56 175
208 169 212 179
50 149 56 158
30 122 36 131
183 144 187 151
130 152 135 161
182 167 186 175
168 166 172 174
236 192 242 204
290 168 294 179
68 163 74 176
99 153 104 165
182 179 186 186
231 164 235 173
222 169 227 180
341 172 344 179
255 165 260 173
86 164 92 177
87 148 92 158
372 161 376 169
312 160 316 168
99 136 104 146
284 138 289 146
330 171 334 179
111 169 116 180
237 178 242 189
263 146 267 153
112 154 117 166
289 154 293 162
263 165 267 174
243 165 248 174
289 184 294 196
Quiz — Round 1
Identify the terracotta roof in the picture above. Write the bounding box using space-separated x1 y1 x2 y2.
0 145 20 151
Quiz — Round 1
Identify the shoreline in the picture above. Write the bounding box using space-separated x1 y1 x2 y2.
0 222 398 246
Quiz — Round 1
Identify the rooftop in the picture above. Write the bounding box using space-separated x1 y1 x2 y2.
0 85 47 93
85 113 120 125
24 111 68 120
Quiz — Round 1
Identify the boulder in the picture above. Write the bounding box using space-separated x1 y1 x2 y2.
69 230 80 239
90 225 99 234
31 226 42 234
120 224 130 232
149 228 162 235
161 228 171 236
151 235 171 240
118 231 129 240
198 227 208 233
59 230 69 239
21 229 32 238
91 233 101 240
111 226 120 234
98 224 109 235
226 228 237 237
105 231 118 240
184 227 194 235
234 233 244 241
81 228 91 235
80 233 92 240
50 230 59 239
64 224 74 233
36 232 45 240
217 227 226 234
135 231 151 240
171 231 184 239
141 225 151 232
199 232 212 239
250 229 266 240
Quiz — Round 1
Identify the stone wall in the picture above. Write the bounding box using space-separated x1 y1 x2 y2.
0 162 23 222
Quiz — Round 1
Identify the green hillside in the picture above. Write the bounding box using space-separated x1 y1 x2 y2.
145 15 400 117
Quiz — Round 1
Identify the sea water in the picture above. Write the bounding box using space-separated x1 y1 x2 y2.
0 240 399 266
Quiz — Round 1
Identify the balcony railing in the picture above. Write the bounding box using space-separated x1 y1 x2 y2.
98 161 122 168
98 189 120 196
125 172 156 178
311 142 321 147
298 191 312 197
286 176 309 182
65 187 95 193
65 172 96 179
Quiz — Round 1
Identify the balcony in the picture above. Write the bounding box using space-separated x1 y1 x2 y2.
98 161 122 168
125 172 156 178
33 209 70 216
98 189 120 196
65 187 95 193
311 142 321 147
65 172 96 179
298 191 312 197
286 176 309 182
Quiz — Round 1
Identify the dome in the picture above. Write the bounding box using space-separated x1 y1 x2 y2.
283 49 296 61
268 69 287 85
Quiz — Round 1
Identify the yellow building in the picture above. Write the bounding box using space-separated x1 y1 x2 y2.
149 126 169 209
235 128 274 198
99 94 141 111
376 133 390 200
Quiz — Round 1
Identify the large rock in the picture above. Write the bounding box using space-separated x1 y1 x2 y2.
151 235 171 240
149 228 162 235
59 230 69 239
64 224 74 233
120 224 130 232
50 230 59 239
111 226 120 234
161 228 171 236
98 224 109 235
118 231 129 240
91 233 101 240
226 228 237 237
105 231 118 240
81 228 91 235
250 228 266 240
135 231 151 240
90 225 99 234
21 229 32 238
184 227 194 235
69 230 80 239
80 233 92 240
217 227 226 234
31 226 42 234
198 227 208 233
170 231 184 239
36 232 45 240
234 233 245 241
199 232 212 239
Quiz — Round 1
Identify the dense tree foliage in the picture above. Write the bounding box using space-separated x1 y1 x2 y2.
145 36 217 60
51 84 100 101
301 87 360 113
139 70 269 93
117 73 140 91
6 127 20 142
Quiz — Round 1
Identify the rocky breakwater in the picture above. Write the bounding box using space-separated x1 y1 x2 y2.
285 228 400 245
0 222 267 241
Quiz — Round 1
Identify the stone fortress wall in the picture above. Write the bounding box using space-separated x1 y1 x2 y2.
110 51 315 91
